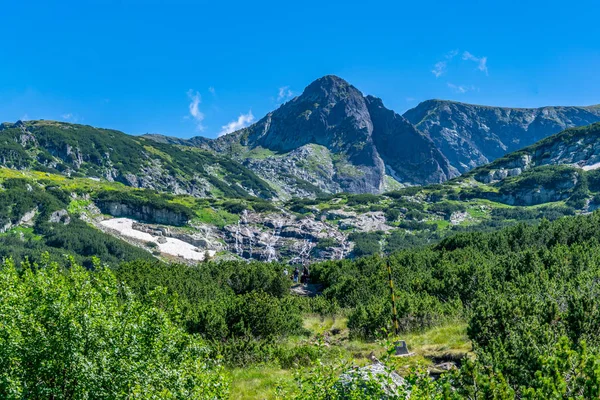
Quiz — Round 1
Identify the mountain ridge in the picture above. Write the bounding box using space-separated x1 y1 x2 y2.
408 98 600 111
144 75 599 197
403 99 600 174
5 75 600 200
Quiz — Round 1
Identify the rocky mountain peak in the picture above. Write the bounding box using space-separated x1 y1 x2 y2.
242 75 371 152
294 75 368 122
205 76 457 193
302 75 355 97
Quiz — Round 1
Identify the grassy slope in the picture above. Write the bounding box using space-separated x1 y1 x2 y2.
0 120 275 199
229 316 470 399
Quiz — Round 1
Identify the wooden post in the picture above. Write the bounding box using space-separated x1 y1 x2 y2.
387 258 399 336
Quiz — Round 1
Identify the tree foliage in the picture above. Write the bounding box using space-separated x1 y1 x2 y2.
0 257 228 399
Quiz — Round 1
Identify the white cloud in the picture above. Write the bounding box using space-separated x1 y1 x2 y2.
277 86 293 101
208 86 216 95
462 51 488 75
62 113 73 120
218 111 255 137
447 83 476 94
432 50 488 78
431 61 447 78
20 113 30 121
431 50 459 78
406 97 416 102
446 49 459 59
187 89 205 131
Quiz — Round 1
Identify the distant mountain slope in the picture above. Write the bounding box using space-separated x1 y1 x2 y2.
153 76 458 196
403 100 600 173
433 122 600 208
0 120 274 199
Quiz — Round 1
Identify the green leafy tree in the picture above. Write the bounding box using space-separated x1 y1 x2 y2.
0 256 229 399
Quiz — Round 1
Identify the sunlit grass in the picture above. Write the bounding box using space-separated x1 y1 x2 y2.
228 366 295 400
302 314 348 335
466 206 488 219
0 226 43 241
430 219 451 230
0 167 126 193
193 207 239 228
67 198 92 215
245 146 277 159
402 322 471 357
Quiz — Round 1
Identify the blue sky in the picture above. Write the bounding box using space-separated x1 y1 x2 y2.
1 0 599 138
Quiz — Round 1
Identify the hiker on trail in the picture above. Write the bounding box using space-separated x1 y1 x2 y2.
302 265 310 286
293 267 299 283
283 268 289 278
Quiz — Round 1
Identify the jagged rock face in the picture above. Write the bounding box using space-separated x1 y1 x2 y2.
366 96 458 184
97 202 190 226
209 76 456 193
49 209 71 224
475 154 532 184
222 210 351 263
404 100 600 173
242 144 344 197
